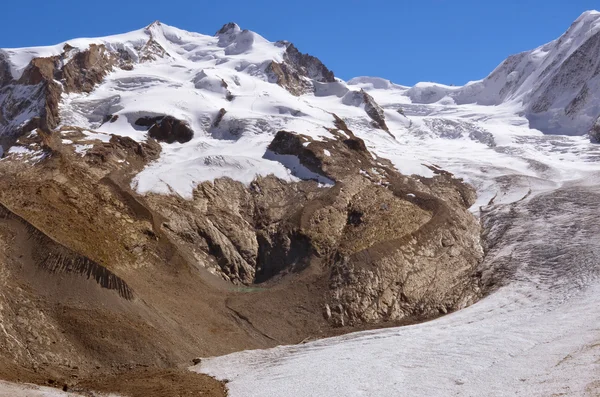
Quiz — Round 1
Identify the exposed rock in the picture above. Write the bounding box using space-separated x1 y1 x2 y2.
266 61 313 96
342 89 390 133
267 42 335 96
0 203 134 300
60 44 116 93
152 118 483 326
1 44 117 139
85 134 162 165
215 22 241 37
282 43 335 83
267 131 329 179
362 90 389 132
18 62 62 132
135 116 194 143
590 116 600 142
212 108 227 128
140 38 170 62
0 51 12 85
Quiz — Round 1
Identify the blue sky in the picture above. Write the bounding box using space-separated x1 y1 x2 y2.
1 0 597 85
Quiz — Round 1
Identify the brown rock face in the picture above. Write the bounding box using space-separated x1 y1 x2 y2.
135 116 194 143
267 42 336 96
266 61 314 96
60 44 117 93
18 61 62 133
1 44 117 140
156 117 483 326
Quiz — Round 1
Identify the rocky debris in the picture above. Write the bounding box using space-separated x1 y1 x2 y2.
86 134 162 165
71 368 227 397
342 89 390 133
135 116 194 143
267 42 336 96
0 202 134 300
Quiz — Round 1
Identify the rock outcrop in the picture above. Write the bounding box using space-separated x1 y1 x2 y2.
0 44 119 142
267 42 336 96
342 89 390 133
135 116 194 143
148 117 483 326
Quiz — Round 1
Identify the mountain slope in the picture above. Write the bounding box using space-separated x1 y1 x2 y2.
406 10 600 136
0 11 599 397
0 19 488 396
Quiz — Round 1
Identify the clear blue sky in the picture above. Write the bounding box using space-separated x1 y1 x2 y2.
1 0 597 86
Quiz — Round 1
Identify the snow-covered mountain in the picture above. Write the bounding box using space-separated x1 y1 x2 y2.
406 10 600 136
1 11 599 196
0 10 600 397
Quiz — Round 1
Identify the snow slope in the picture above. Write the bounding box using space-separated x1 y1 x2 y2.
406 10 600 136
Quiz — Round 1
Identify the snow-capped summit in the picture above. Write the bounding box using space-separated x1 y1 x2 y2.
215 22 242 36
1 11 600 201
405 10 600 136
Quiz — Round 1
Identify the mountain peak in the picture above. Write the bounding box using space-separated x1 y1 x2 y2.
577 10 600 21
215 22 241 36
145 20 162 30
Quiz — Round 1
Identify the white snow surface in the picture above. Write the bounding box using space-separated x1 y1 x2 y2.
3 11 600 397
405 10 600 135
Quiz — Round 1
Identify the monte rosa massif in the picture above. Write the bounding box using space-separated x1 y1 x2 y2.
0 11 599 397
